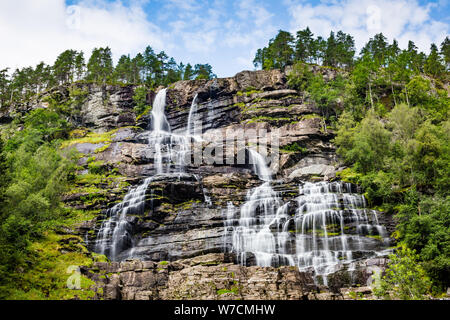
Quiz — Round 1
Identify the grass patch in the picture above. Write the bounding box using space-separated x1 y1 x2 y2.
217 286 239 296
280 142 308 154
4 232 97 300
60 129 119 150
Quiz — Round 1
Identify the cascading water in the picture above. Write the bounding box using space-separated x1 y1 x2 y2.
94 89 200 260
187 94 199 136
94 177 153 260
225 149 391 285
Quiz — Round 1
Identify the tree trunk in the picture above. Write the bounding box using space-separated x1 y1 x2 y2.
368 75 374 109
405 84 410 107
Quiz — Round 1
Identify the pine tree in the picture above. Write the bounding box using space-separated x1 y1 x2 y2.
295 27 314 63
131 53 145 84
268 30 295 69
53 50 79 84
183 63 194 80
335 31 355 69
115 55 132 83
324 31 338 67
74 52 85 81
439 37 449 70
194 64 216 80
360 33 389 67
424 44 445 79
0 69 10 108
86 47 114 84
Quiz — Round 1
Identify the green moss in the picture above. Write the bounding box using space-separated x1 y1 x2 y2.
59 209 100 227
159 261 169 266
217 286 239 295
87 160 107 174
336 167 362 184
366 234 382 241
246 116 291 124
301 113 323 120
5 232 96 300
94 144 110 153
136 105 152 122
60 129 118 150
280 142 308 154
233 102 246 108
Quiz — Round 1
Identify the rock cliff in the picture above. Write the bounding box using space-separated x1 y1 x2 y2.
47 68 395 300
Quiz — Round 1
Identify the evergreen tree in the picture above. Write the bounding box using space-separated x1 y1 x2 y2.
183 63 195 80
407 41 425 73
361 33 389 66
268 30 295 69
295 27 315 63
74 52 85 81
0 69 10 108
164 58 182 85
194 64 216 80
424 43 445 78
254 30 295 70
143 46 157 82
131 53 145 84
86 47 114 84
440 37 450 70
32 62 53 93
115 55 132 83
253 47 268 69
323 31 338 67
53 50 78 84
335 31 355 69
154 51 168 85
312 36 327 65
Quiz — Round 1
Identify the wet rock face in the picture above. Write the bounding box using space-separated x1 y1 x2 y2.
56 68 396 299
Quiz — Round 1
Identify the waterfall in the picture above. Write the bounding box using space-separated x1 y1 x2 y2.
228 148 282 266
94 177 153 260
186 94 199 136
248 148 272 182
225 149 390 285
94 89 200 260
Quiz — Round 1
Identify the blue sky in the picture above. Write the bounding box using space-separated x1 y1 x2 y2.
1 0 449 77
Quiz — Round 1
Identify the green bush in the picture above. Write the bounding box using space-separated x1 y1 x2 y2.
373 246 432 300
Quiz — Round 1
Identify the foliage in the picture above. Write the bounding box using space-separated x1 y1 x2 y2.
1 232 97 300
253 30 295 69
0 108 78 295
334 85 449 292
86 47 114 84
280 142 308 154
255 28 355 70
373 246 432 300
133 86 151 115
0 45 216 109
287 62 313 91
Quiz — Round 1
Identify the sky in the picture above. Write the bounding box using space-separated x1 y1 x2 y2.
0 0 449 78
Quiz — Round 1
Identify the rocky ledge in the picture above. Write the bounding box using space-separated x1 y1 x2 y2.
83 253 388 300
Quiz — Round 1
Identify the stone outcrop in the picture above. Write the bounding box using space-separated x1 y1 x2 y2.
82 253 387 300
39 68 396 300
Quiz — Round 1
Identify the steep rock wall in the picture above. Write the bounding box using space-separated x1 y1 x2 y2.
51 68 395 299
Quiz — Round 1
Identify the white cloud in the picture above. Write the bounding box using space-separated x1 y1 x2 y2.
287 0 449 54
0 0 165 70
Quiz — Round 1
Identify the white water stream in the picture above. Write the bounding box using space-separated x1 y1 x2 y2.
225 148 390 285
94 89 200 260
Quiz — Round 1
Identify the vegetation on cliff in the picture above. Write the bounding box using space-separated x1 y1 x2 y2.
0 45 216 110
256 29 449 294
